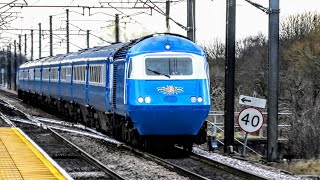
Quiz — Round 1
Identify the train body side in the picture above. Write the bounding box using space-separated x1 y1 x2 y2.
17 44 122 113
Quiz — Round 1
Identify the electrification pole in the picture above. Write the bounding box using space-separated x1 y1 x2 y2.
7 44 11 89
18 35 22 66
0 49 3 85
39 23 42 59
66 9 70 53
24 34 27 58
13 40 17 90
166 0 170 32
224 0 236 154
87 30 90 48
49 15 53 56
267 0 280 162
115 14 120 43
187 0 195 42
31 30 33 61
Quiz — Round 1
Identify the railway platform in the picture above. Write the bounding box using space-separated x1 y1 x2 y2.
0 127 71 179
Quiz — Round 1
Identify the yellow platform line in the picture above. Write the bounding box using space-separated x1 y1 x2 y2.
0 127 68 180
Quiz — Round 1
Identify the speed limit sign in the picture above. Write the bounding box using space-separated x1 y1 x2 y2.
238 107 264 133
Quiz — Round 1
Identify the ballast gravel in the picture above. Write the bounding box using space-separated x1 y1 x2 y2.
60 132 190 180
0 90 306 179
193 147 302 180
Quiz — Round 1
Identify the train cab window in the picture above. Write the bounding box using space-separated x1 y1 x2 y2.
145 57 193 76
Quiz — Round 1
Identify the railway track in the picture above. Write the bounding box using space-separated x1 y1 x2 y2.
0 88 294 179
166 147 266 180
0 102 125 179
0 91 205 179
0 97 205 179
17 122 125 180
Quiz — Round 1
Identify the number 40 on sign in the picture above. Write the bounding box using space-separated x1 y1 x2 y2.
238 107 264 133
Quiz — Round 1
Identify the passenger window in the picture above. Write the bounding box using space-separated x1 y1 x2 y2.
89 65 103 84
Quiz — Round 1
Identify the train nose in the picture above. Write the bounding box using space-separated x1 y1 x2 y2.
128 105 210 135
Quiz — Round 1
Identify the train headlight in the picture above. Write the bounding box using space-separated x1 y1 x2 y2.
145 96 151 103
138 97 144 103
197 97 203 103
190 96 197 103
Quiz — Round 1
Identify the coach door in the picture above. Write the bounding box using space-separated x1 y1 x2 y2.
112 61 117 109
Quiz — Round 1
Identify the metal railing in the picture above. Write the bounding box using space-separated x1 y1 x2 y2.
208 111 291 138
206 111 292 156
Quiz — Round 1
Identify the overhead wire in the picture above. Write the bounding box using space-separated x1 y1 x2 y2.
31 0 42 6
137 0 187 30
107 3 145 27
53 33 83 49
3 0 187 49
69 23 113 44
88 11 114 17
0 0 18 10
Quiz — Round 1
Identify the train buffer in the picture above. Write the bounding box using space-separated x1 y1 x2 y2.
0 127 71 179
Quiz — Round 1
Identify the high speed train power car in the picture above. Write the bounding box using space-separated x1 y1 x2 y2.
17 33 211 151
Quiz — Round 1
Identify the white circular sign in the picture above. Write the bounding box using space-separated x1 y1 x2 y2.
238 107 264 133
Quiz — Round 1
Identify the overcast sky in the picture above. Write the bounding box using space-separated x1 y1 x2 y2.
2 0 320 57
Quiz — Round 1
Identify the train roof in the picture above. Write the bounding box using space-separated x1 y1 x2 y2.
20 43 123 68
19 33 205 69
128 34 204 56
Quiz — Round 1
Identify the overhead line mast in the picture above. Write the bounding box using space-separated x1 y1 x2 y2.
243 0 280 161
66 9 69 53
224 0 236 155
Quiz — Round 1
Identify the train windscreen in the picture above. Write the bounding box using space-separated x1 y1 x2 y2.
145 57 193 76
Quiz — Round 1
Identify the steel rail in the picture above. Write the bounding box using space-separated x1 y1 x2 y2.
0 111 16 127
118 144 210 180
189 152 267 180
0 96 125 179
0 96 121 145
9 117 122 145
49 128 126 180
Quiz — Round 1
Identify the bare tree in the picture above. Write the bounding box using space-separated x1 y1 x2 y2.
281 12 320 42
202 39 225 110
280 12 320 158
235 34 268 99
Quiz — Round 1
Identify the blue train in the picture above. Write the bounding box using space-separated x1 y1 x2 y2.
17 33 211 150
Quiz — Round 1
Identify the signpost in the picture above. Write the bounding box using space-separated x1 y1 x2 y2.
239 95 267 108
238 107 264 156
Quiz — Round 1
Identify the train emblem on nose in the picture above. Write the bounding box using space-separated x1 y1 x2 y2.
157 85 184 95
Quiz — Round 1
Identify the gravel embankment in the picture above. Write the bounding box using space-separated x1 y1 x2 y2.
59 132 190 180
193 147 302 180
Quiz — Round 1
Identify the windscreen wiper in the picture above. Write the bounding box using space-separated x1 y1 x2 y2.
147 68 170 78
